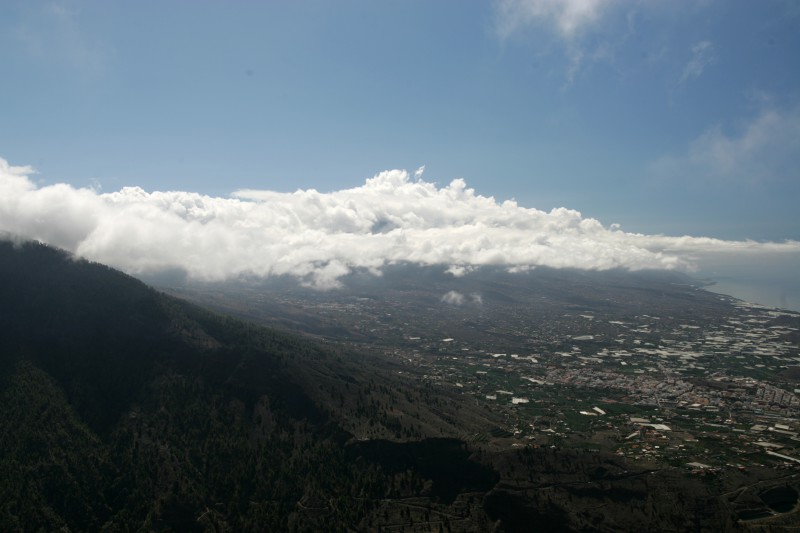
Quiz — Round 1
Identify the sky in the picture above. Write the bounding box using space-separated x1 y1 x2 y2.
1 1 799 308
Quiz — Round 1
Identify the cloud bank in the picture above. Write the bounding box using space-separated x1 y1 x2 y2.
1 156 798 289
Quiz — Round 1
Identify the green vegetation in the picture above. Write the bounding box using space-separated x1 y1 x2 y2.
2 240 799 531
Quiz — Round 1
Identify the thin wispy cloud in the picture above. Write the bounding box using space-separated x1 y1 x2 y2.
1 156 798 289
495 0 613 41
12 1 110 76
651 104 800 185
679 40 715 85
494 0 617 84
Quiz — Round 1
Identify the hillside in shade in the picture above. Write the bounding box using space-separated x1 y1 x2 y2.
1 239 797 532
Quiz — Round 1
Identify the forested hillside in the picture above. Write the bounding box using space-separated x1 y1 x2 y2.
2 239 795 531
0 240 500 530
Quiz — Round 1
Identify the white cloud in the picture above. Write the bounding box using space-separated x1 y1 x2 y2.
446 265 474 277
1 156 799 289
441 291 466 305
495 0 613 41
494 0 618 85
651 105 800 184
679 40 714 85
440 291 484 306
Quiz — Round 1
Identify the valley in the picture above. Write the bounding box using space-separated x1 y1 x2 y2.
2 241 800 531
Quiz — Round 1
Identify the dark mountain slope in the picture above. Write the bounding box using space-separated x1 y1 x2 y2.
0 240 501 530
0 240 322 434
0 361 112 530
3 240 794 531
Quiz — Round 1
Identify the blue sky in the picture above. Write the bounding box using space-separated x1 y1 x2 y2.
2 0 798 240
1 1 799 308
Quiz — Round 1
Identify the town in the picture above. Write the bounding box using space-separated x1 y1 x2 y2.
170 268 800 474
391 299 800 470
